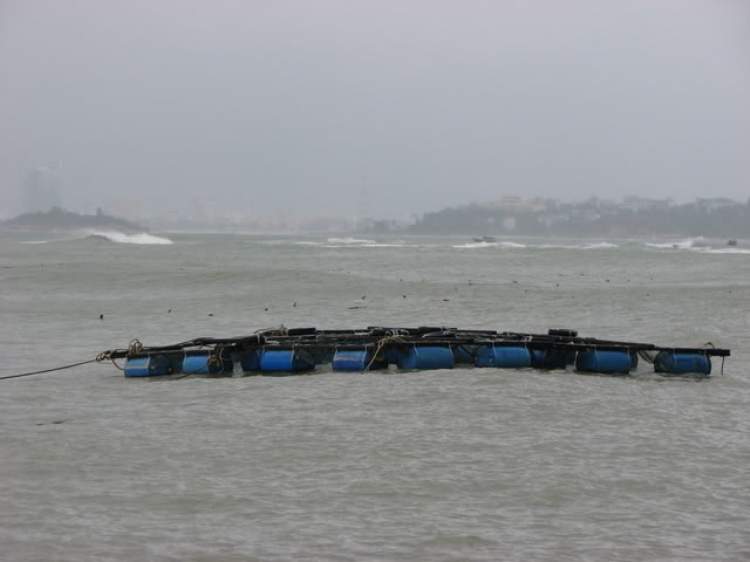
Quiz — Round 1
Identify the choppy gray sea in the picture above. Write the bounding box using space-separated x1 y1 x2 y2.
1 231 749 561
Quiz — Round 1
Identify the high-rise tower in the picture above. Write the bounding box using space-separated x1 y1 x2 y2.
23 163 62 212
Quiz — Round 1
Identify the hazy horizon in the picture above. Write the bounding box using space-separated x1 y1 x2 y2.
2 0 749 220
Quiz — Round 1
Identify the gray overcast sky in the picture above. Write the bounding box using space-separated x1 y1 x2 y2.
1 0 749 219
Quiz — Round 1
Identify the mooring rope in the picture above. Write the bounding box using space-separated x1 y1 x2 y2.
364 335 404 371
637 349 658 364
0 358 100 381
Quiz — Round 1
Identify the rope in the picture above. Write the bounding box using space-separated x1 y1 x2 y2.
0 359 99 381
637 349 658 364
254 325 287 338
364 335 404 371
128 339 144 355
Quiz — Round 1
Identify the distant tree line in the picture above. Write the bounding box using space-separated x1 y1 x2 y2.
2 206 146 231
409 200 750 238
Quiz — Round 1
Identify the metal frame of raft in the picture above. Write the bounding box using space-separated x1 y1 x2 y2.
98 327 730 378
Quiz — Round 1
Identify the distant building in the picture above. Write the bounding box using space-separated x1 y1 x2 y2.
620 196 675 212
23 163 62 213
695 197 741 212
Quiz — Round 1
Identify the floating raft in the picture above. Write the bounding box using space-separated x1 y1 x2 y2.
99 326 730 379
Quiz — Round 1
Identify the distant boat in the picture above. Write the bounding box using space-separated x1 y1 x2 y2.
472 236 497 243
727 239 738 246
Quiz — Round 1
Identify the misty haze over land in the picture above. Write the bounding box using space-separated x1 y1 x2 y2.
1 1 748 222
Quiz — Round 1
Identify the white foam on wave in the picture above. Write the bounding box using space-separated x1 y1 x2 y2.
326 237 378 245
691 247 750 255
323 243 410 248
453 241 528 249
85 230 173 245
322 237 411 248
582 242 618 249
453 241 495 249
455 240 617 250
646 238 700 249
538 241 618 249
21 240 50 245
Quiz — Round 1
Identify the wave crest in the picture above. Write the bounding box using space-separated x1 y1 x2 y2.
84 230 173 245
326 237 377 245
646 238 701 249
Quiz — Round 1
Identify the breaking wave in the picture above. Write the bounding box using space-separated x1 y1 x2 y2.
645 238 701 249
84 230 173 245
582 242 618 249
326 237 378 245
323 237 412 248
453 241 527 249
455 241 618 250
691 247 750 255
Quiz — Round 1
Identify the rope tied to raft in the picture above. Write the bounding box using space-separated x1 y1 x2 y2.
95 349 126 371
254 325 288 338
0 357 105 381
128 339 143 355
699 342 725 375
637 350 658 364
365 335 405 371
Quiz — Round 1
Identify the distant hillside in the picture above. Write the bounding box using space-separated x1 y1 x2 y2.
1 207 146 232
409 198 750 238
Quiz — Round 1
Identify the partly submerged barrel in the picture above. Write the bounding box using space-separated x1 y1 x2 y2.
396 346 454 370
182 351 233 375
575 350 634 374
124 355 174 377
654 351 711 375
240 350 262 372
332 349 388 371
476 345 532 368
260 349 315 374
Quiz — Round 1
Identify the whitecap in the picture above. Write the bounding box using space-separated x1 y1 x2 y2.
84 230 173 245
326 237 377 245
691 247 750 255
645 238 701 249
452 241 526 249
582 242 618 249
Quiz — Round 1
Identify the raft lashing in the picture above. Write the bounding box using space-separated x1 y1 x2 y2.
100 327 730 379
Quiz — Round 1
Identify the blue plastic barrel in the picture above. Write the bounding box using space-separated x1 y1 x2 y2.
476 345 532 368
182 351 232 375
332 349 388 371
124 355 174 377
575 350 633 374
240 350 262 372
654 351 711 375
260 350 315 373
396 347 454 370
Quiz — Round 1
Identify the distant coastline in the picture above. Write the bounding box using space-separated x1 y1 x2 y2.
405 197 750 239
0 207 146 233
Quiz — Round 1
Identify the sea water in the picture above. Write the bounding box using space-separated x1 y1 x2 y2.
1 232 749 561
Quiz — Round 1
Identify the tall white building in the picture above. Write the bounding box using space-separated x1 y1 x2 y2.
23 163 62 212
